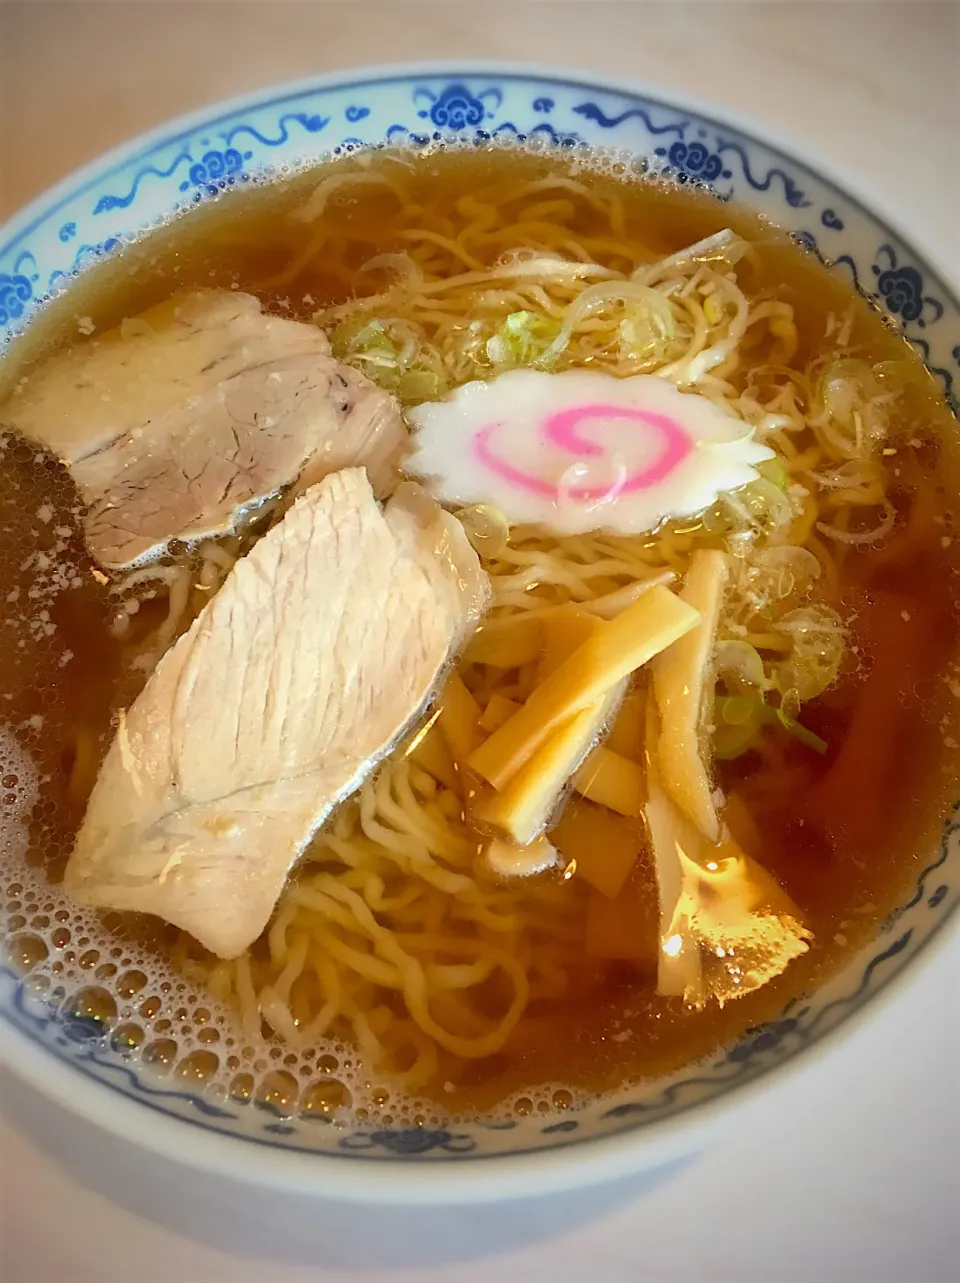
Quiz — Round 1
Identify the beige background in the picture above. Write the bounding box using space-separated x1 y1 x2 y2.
1 4 959 1283
1 0 958 267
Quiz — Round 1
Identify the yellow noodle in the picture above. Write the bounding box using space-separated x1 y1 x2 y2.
97 167 903 1089
234 953 262 1046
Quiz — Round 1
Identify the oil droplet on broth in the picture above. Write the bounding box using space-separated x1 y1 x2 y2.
175 1049 220 1084
4 932 48 972
63 984 117 1030
116 969 148 998
300 1077 352 1119
111 1022 145 1055
142 1038 179 1071
5 148 951 1132
256 1069 300 1116
230 1072 255 1103
204 1082 231 1111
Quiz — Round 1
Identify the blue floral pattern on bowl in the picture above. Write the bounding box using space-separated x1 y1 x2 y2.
1 68 958 1162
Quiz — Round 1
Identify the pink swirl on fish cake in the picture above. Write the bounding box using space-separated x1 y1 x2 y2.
473 402 693 502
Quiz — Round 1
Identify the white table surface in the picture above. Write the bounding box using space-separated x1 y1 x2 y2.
1 3 958 1281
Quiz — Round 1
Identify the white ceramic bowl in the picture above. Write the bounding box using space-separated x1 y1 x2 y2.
1 62 958 1204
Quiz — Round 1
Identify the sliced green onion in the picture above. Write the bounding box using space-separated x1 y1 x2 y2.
757 456 789 492
454 504 510 559
713 693 828 759
775 709 828 754
504 310 535 336
397 369 444 401
703 292 724 327
714 694 768 760
486 309 560 369
719 694 761 726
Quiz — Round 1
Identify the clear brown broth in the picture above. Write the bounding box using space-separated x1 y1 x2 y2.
1 146 959 1113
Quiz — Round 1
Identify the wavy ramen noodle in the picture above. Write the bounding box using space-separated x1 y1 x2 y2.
1 145 958 1117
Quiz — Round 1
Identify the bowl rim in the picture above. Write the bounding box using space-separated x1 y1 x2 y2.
3 906 957 1204
1 58 958 1204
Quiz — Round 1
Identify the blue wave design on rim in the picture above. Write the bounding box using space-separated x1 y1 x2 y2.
92 152 193 214
713 136 810 207
340 1128 476 1156
572 102 687 136
77 1046 240 1119
834 253 864 291
8 978 241 1117
1 794 956 1155
47 238 123 292
222 112 331 148
905 337 960 418
13 250 38 277
491 121 579 144
541 1119 578 1134
602 1069 760 1121
804 930 913 1038
2 72 959 1156
385 123 431 145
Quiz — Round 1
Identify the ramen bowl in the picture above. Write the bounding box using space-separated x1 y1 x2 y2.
0 62 958 1205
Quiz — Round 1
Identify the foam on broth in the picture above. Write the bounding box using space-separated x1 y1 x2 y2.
2 142 959 1125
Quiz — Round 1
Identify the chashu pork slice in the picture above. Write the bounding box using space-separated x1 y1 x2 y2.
1 290 406 569
63 468 488 958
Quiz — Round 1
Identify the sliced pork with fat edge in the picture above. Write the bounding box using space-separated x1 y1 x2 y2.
63 467 489 957
1 291 406 568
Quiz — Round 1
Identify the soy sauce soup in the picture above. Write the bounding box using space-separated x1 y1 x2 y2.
1 146 958 1121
